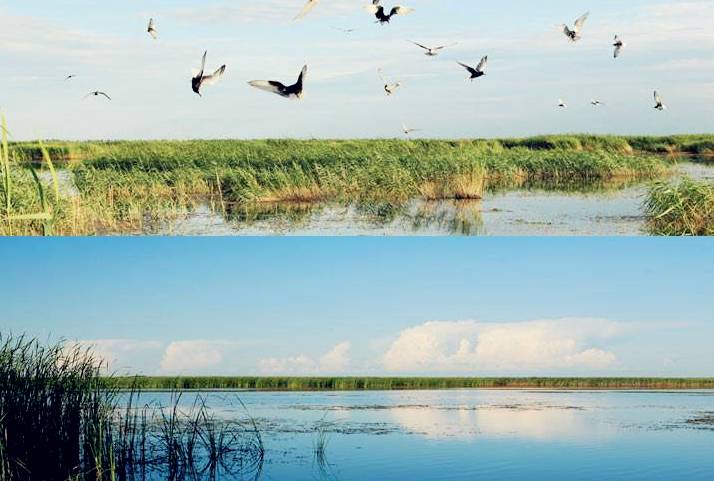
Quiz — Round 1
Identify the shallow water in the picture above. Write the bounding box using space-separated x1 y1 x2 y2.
128 389 714 481
153 160 714 236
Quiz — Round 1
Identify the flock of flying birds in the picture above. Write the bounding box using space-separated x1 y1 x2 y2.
67 2 669 137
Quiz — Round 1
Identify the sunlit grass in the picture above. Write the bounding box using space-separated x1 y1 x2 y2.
645 177 714 236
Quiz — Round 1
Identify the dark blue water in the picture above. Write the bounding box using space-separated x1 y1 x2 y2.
131 389 714 480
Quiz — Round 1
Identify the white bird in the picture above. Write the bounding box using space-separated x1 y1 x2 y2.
295 0 319 20
366 0 414 24
613 35 625 58
249 65 308 99
411 41 454 57
402 123 421 136
84 91 111 100
653 91 667 111
558 99 568 108
191 51 226 96
64 74 77 81
457 56 488 80
147 18 157 39
562 12 589 42
378 68 401 95
591 99 604 106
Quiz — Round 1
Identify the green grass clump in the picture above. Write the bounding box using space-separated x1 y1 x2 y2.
0 335 264 481
106 376 714 391
645 177 714 235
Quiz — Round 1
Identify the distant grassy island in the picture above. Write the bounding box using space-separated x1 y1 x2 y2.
106 376 714 391
2 128 714 235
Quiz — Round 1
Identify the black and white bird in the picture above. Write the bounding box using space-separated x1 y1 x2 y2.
591 99 604 106
191 51 226 96
457 56 488 80
249 65 308 99
562 12 589 42
411 41 454 57
84 91 111 100
613 35 625 58
295 0 319 20
653 91 666 111
377 68 401 95
366 0 414 24
558 98 568 108
65 74 77 81
147 18 158 39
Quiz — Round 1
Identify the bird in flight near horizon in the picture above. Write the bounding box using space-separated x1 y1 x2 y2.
332 26 356 34
295 0 319 20
591 99 604 106
378 68 401 95
411 41 455 57
191 51 226 96
402 123 420 137
147 18 158 39
558 99 568 108
84 91 111 100
613 35 625 58
457 56 488 80
562 12 589 42
65 74 77 81
249 65 308 99
366 1 414 24
653 91 667 111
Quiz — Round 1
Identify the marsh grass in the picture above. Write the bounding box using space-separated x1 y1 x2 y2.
106 376 714 391
0 335 264 481
645 177 714 235
4 133 705 235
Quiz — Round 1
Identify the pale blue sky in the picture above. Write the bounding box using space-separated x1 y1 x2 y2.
1 238 713 376
1 0 713 139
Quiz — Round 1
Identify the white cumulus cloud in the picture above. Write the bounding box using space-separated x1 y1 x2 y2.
159 340 239 373
383 319 621 374
258 341 352 375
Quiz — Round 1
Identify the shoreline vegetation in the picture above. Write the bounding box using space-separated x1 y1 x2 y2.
105 376 714 391
0 335 264 481
3 127 714 235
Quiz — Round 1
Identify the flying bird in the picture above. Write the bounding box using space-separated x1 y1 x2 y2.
411 41 454 57
402 123 420 136
191 51 226 96
457 56 488 80
295 0 319 20
249 65 308 99
653 91 666 111
65 74 77 81
558 99 568 108
377 68 401 95
613 35 625 58
84 91 111 100
562 12 589 42
147 18 157 39
366 1 414 24
591 99 604 106
332 27 356 34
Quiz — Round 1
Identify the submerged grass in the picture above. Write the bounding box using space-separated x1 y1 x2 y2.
106 376 714 391
645 177 714 235
0 334 263 481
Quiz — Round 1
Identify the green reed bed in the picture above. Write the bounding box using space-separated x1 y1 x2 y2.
0 335 263 481
7 133 704 235
645 177 714 235
106 376 714 391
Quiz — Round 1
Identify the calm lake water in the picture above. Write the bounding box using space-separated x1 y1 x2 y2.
130 389 714 481
153 160 714 236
